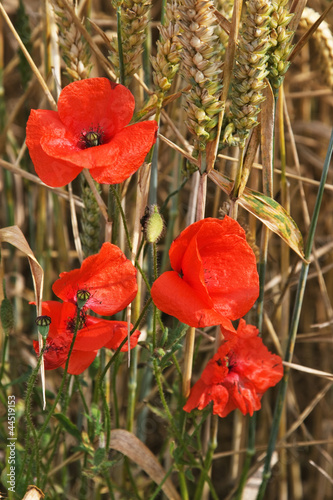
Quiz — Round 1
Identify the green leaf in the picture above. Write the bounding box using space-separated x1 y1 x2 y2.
93 447 106 467
53 413 81 441
238 188 306 260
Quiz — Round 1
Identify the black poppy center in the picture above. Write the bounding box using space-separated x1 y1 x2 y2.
79 126 104 149
67 310 87 333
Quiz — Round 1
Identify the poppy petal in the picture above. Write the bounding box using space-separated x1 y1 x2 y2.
57 78 135 138
40 121 157 184
26 110 83 187
200 234 259 320
103 322 141 351
64 350 98 375
52 242 138 316
169 217 247 272
181 235 213 305
33 335 70 370
183 319 283 418
151 271 226 327
39 301 77 338
89 121 158 184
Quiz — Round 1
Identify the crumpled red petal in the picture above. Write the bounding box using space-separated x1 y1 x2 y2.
57 78 135 138
26 78 158 187
33 335 70 370
52 242 137 316
169 216 248 272
72 318 140 352
183 319 283 418
26 110 83 187
152 216 259 327
103 322 141 351
90 121 158 184
41 120 158 184
63 350 98 376
151 271 228 327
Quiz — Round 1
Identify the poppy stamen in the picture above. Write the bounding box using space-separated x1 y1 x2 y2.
79 126 104 149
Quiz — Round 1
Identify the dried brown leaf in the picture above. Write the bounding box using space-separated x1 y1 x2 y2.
0 226 45 407
110 429 181 500
260 81 275 196
22 485 45 499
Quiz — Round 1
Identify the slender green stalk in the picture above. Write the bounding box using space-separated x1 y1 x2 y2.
110 185 132 252
193 415 218 500
23 340 46 486
148 465 174 500
142 12 151 89
232 147 245 199
116 5 125 85
99 375 111 450
256 128 333 500
37 307 82 439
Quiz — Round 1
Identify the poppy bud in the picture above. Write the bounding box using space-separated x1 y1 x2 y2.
141 205 164 243
1 298 14 334
76 289 91 309
35 315 51 339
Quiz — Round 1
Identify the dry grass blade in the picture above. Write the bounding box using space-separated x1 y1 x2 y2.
110 429 181 500
22 486 45 499
211 7 231 35
282 361 333 381
309 460 333 486
0 226 45 407
0 3 56 109
260 82 275 197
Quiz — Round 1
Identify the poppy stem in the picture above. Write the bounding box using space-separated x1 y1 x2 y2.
21 340 46 489
37 306 83 440
193 414 218 500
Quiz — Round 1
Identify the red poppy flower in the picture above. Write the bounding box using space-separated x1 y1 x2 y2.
26 78 158 187
33 301 141 375
52 242 138 316
183 319 283 417
151 217 259 327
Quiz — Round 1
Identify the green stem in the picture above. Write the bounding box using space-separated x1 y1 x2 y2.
178 468 189 500
193 415 218 500
256 128 333 500
116 5 125 85
126 346 138 432
0 332 9 387
37 307 82 440
99 375 111 450
23 339 46 486
231 147 245 199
